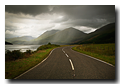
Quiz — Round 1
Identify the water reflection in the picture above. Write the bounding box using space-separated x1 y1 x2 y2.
5 45 41 52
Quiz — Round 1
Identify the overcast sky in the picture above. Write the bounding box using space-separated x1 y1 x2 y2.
5 5 115 38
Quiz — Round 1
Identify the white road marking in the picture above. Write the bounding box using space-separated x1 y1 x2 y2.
69 59 74 71
62 48 65 53
65 54 69 57
62 47 75 71
14 48 56 79
71 48 114 67
62 48 69 57
83 53 115 67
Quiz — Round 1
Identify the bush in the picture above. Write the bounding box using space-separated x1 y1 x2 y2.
5 50 23 61
25 50 32 54
12 50 23 60
48 42 51 45
5 43 60 61
23 50 33 58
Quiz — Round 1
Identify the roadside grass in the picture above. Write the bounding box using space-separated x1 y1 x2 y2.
5 43 59 79
72 43 115 66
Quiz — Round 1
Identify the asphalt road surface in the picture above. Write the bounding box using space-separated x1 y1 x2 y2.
15 46 115 79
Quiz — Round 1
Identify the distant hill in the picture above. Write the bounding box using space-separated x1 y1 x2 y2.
5 41 13 45
23 30 60 45
72 23 115 44
6 36 35 44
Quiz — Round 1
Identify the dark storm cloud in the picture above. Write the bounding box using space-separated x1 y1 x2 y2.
51 5 115 19
5 5 50 15
51 5 115 28
62 18 108 28
5 5 115 19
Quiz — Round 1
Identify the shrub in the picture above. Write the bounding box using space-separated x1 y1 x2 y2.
25 50 32 55
48 42 51 45
5 43 60 61
12 50 23 60
5 50 23 61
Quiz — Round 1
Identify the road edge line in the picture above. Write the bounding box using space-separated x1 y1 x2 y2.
71 48 115 67
14 48 56 79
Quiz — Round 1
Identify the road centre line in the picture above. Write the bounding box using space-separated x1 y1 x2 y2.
62 48 75 71
69 59 75 71
62 48 68 57
65 54 69 57
62 48 65 53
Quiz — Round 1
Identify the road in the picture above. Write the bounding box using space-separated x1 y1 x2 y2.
15 46 115 79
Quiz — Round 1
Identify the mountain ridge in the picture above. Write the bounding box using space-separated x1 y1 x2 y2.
5 36 35 44
33 27 87 45
72 23 115 44
6 23 115 45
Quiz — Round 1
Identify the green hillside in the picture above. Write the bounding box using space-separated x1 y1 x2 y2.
6 36 35 44
72 43 115 65
72 23 115 44
35 27 87 45
34 30 59 41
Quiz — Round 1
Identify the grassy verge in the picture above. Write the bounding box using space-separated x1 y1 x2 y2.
72 43 115 66
5 43 59 79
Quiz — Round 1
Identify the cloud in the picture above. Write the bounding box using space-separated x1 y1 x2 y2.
5 5 115 19
74 26 97 33
5 12 57 38
51 5 115 19
51 16 69 23
5 5 115 38
62 18 108 28
5 5 50 16
50 5 115 28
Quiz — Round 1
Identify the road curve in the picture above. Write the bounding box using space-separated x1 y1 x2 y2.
15 46 115 79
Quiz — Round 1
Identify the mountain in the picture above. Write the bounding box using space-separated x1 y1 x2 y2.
6 36 35 44
49 27 87 44
34 30 60 41
72 23 115 44
6 23 115 45
34 27 87 45
23 30 60 45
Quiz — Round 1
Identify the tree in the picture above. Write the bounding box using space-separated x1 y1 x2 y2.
48 42 51 45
